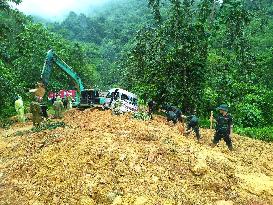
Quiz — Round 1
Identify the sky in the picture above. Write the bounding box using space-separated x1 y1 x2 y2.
12 0 111 21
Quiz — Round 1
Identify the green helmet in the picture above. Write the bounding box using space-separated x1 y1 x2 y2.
216 104 228 112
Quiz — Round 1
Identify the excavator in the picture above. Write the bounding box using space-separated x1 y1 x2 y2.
34 49 103 107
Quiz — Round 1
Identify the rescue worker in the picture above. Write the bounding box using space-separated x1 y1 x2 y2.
164 105 183 124
51 95 56 105
53 96 65 118
30 96 42 127
40 102 48 119
147 99 157 119
109 89 119 107
67 95 73 110
167 110 178 124
184 110 201 142
62 97 68 109
211 104 233 151
14 95 25 123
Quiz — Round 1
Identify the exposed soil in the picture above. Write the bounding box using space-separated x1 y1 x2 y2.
0 109 272 205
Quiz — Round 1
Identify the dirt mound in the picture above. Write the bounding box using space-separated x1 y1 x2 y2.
0 109 273 205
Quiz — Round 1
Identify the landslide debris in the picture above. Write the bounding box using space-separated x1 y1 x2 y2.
0 109 272 205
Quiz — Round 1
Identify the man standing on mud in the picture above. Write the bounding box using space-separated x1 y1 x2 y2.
53 96 65 118
184 109 201 142
211 104 233 151
30 96 42 127
163 105 183 124
15 95 25 123
148 99 157 120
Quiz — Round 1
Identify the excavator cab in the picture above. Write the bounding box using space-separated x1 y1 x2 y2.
80 89 100 107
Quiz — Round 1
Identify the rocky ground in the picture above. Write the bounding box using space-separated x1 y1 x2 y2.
0 109 273 205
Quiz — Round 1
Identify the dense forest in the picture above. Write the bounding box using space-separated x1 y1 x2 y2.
1 0 273 135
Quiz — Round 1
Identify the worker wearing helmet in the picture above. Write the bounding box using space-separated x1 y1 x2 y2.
163 105 183 124
53 96 64 118
30 96 42 127
147 99 157 120
211 104 233 151
15 95 25 123
184 109 201 142
67 95 73 110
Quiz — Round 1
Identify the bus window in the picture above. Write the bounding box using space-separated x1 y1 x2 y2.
106 92 112 98
121 94 129 100
132 98 138 106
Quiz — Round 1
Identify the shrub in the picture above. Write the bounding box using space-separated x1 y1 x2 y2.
235 127 273 142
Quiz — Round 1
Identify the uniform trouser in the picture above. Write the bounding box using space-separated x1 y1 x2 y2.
17 108 25 123
187 124 201 140
41 105 48 118
68 102 72 109
148 112 153 119
148 108 154 119
32 115 42 126
213 131 233 149
167 117 177 124
54 110 63 118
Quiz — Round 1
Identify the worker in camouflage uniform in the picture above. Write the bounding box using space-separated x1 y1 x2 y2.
30 96 42 127
15 95 25 123
163 105 183 124
211 104 233 151
53 96 65 118
67 95 73 110
184 109 201 142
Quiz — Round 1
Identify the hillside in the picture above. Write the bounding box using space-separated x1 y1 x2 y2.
0 109 273 204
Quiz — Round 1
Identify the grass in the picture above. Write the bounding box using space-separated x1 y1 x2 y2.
234 126 273 142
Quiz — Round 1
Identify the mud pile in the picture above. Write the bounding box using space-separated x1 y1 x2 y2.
0 109 273 205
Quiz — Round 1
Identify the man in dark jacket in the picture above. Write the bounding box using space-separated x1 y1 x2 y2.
109 89 119 107
212 104 233 151
30 97 42 127
184 110 201 142
148 99 157 119
164 105 183 124
40 102 48 119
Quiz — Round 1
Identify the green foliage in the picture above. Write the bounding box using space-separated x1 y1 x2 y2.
235 127 273 142
0 9 100 118
0 60 18 117
133 112 151 121
199 118 211 129
234 103 264 127
123 0 211 111
47 0 153 89
31 121 66 132
0 0 22 10
0 117 14 129
1 0 273 131
122 0 273 128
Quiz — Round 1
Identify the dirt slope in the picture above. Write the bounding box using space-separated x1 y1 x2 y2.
0 109 273 205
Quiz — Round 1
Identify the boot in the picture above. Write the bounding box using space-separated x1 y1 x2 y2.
211 143 217 148
228 145 233 151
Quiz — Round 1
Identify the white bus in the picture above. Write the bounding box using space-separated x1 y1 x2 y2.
104 88 138 112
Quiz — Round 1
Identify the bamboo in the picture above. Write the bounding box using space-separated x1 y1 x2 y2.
210 111 213 129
